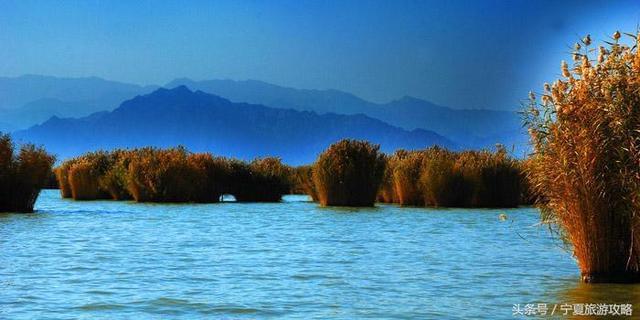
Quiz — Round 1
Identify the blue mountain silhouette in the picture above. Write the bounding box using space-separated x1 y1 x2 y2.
14 86 454 164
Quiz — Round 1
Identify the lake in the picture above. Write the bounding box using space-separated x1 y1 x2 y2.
1 190 639 319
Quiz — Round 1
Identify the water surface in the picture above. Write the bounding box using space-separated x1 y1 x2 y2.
1 190 636 319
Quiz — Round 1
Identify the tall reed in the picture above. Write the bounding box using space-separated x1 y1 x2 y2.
378 150 408 204
0 134 55 212
67 151 112 200
293 165 318 201
126 147 200 202
233 157 291 202
524 31 640 282
393 151 426 206
419 147 467 207
99 150 133 200
313 139 386 207
187 153 230 203
54 159 77 198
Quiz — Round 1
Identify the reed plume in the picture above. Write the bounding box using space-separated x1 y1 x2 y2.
524 31 640 283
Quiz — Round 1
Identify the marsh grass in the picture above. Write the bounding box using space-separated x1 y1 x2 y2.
67 152 112 200
0 134 55 212
420 147 468 207
293 165 318 201
54 159 76 198
393 151 426 206
127 147 200 202
380 146 524 208
524 31 640 283
187 153 229 203
56 147 292 203
313 139 386 207
232 157 292 202
98 150 133 200
377 150 407 204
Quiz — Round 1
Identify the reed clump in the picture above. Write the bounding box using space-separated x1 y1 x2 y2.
98 150 133 200
313 139 386 207
378 146 524 208
420 147 467 207
393 151 426 206
0 134 55 212
54 159 77 198
56 147 292 203
524 31 640 283
126 147 201 202
67 151 113 200
187 153 229 203
292 165 318 201
232 157 292 202
377 150 408 204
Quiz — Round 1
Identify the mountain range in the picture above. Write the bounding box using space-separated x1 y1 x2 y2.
13 86 454 164
1 74 529 160
166 78 527 150
0 75 156 132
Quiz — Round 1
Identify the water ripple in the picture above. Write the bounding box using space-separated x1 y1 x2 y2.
0 190 604 319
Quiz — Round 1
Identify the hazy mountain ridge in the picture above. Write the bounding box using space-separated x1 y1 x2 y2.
0 75 527 153
14 86 454 164
166 78 526 150
0 75 157 131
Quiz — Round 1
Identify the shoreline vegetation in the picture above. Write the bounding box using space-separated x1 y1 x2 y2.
48 139 530 208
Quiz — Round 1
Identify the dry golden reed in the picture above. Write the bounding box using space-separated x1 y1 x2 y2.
55 147 292 203
524 31 640 283
313 139 386 207
292 165 318 201
0 133 55 212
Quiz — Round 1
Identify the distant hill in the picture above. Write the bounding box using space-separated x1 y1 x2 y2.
167 78 527 151
14 86 454 164
0 75 157 130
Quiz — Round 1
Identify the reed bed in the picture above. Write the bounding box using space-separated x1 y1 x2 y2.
393 151 426 206
54 159 77 198
378 150 408 204
127 147 200 202
99 150 133 200
232 157 292 202
376 146 524 208
55 147 292 203
67 151 113 200
524 31 640 283
420 147 467 207
0 134 55 212
313 139 386 207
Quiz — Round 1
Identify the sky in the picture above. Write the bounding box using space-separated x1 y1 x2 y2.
1 0 639 110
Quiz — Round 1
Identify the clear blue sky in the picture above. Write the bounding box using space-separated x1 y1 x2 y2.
1 0 639 109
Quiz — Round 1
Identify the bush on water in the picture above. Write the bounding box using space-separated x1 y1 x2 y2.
0 133 55 213
313 139 386 207
126 147 201 203
419 147 467 207
187 153 229 203
67 151 113 200
232 157 292 202
57 147 292 203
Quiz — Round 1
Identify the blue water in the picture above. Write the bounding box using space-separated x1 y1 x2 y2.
1 190 636 319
